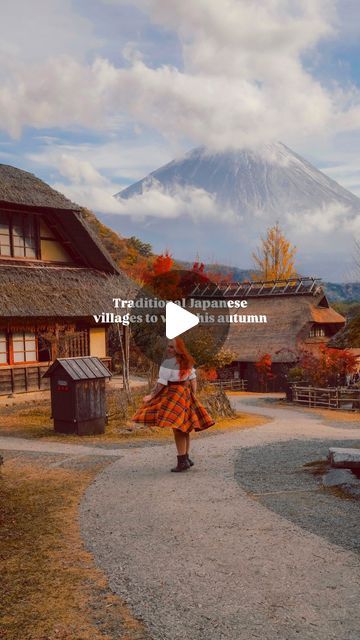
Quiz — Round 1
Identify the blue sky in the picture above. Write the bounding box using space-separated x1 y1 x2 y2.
0 0 360 280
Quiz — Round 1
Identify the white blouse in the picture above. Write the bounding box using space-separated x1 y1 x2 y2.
158 357 196 385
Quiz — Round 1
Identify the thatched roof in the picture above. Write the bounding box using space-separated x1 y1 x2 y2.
0 264 136 321
0 164 80 210
225 291 345 363
310 307 344 323
0 163 122 274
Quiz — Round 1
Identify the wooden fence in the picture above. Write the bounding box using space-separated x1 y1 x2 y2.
292 385 360 411
208 379 248 392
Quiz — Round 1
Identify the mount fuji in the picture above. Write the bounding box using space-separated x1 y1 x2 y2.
108 143 360 281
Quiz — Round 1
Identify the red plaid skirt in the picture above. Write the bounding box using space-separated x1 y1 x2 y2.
132 383 215 433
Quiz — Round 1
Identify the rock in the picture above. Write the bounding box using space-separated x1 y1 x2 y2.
322 468 358 487
328 447 360 469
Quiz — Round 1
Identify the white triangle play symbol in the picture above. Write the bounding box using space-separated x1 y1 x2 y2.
165 302 199 339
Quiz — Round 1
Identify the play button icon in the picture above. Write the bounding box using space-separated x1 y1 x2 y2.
165 301 199 339
131 269 230 368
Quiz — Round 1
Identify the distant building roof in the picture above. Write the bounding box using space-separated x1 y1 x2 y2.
310 306 345 324
191 277 323 299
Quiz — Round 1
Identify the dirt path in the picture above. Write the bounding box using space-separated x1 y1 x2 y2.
80 395 360 640
0 436 125 457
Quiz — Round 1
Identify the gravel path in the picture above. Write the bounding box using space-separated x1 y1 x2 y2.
234 438 360 552
81 396 360 640
0 436 127 457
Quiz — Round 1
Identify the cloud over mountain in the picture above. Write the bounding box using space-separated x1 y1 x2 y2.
110 142 360 280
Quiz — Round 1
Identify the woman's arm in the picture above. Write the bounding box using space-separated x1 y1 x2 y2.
190 378 197 395
143 382 166 403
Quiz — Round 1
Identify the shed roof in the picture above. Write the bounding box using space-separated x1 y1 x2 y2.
0 264 136 320
44 356 111 380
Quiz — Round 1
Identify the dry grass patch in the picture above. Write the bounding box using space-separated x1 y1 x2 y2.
253 397 360 423
0 388 268 444
308 407 360 423
210 413 270 433
0 455 151 640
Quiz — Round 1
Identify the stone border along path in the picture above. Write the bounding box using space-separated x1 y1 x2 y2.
79 395 360 640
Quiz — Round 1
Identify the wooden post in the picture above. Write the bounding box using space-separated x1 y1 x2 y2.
117 324 131 400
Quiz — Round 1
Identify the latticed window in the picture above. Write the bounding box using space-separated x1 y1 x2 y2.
0 211 37 258
0 332 8 365
0 213 11 256
0 331 38 365
309 325 326 338
12 332 38 363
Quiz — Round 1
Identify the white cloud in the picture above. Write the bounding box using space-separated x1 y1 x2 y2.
55 177 235 221
46 152 235 221
0 0 360 148
286 201 360 234
28 138 174 184
0 0 100 63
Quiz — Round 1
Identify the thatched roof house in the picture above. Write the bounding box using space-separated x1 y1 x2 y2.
192 278 346 390
0 164 135 395
225 289 345 363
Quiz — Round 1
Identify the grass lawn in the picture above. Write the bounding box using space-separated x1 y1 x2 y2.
0 388 269 443
0 454 151 640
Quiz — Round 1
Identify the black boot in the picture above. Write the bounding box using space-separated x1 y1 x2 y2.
186 453 194 467
171 454 190 472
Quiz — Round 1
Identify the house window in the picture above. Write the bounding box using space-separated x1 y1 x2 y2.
0 214 11 256
12 332 38 363
309 325 326 338
0 212 37 258
0 332 8 364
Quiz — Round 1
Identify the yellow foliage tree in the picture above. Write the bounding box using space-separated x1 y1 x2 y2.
252 223 297 281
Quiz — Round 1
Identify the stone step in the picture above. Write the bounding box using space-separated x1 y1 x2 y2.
328 447 360 469
322 468 359 487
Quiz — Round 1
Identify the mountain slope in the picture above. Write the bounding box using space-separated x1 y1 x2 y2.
117 143 360 216
108 142 360 281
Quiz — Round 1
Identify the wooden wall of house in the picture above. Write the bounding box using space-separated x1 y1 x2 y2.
0 365 50 396
39 220 72 263
89 327 107 358
218 360 292 392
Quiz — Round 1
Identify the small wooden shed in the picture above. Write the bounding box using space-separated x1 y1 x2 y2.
44 356 111 435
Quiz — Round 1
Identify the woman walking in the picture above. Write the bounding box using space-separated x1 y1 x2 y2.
132 338 215 472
